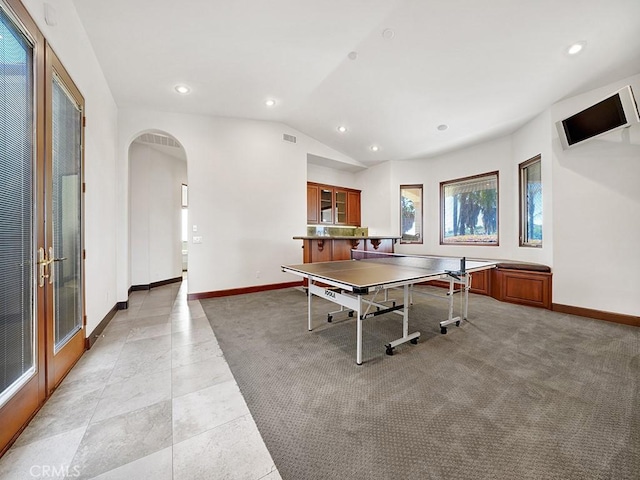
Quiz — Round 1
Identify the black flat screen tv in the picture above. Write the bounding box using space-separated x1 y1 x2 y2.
557 85 639 149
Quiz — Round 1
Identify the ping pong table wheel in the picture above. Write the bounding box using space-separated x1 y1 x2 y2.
385 345 394 356
440 326 447 335
455 320 460 327
327 315 332 323
348 311 354 317
410 338 418 345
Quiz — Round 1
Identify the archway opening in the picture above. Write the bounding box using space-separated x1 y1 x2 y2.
128 131 188 287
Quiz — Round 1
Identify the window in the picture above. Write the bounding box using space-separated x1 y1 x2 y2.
441 172 498 245
181 183 188 207
519 155 542 247
400 185 423 244
181 184 188 242
0 1 36 406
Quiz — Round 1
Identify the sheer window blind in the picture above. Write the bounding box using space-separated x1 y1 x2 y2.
0 5 36 403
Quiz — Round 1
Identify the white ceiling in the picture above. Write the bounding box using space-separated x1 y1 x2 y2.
72 0 640 165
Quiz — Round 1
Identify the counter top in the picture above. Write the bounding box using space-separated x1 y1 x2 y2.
293 235 401 240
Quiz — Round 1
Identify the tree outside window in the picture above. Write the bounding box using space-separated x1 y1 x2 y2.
519 156 542 247
400 185 423 244
441 172 498 245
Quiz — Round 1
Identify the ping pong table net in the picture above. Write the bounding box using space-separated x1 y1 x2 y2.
350 250 467 275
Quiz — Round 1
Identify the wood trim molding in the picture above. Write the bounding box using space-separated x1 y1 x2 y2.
131 276 183 292
87 277 184 350
187 281 304 301
552 304 640 328
85 303 119 349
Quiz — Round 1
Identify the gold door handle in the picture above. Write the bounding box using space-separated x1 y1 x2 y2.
37 247 66 286
37 247 51 287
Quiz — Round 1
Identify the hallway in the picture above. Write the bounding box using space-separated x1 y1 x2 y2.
0 279 281 480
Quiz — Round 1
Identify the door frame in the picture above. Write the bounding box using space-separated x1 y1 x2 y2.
43 44 86 393
0 0 47 456
0 0 86 455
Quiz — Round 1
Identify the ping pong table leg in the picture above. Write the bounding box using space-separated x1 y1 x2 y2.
403 284 409 339
307 277 313 331
463 273 470 320
356 296 363 365
447 277 455 322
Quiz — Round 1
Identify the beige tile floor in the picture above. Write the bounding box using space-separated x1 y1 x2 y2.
0 279 282 480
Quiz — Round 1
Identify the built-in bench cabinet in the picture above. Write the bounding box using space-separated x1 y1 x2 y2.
490 263 552 309
307 182 361 226
427 262 552 309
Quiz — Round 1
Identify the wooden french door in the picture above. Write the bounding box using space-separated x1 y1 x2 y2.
44 46 85 391
0 0 85 455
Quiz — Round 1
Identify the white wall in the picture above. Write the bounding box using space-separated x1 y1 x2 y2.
129 142 186 286
358 75 640 316
20 0 640 321
118 108 358 297
307 163 357 189
511 109 553 266
550 74 640 316
373 136 520 261
357 161 395 235
22 0 119 336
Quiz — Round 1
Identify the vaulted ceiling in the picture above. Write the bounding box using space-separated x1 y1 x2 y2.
72 0 640 165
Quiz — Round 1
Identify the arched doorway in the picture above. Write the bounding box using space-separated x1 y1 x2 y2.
128 131 188 288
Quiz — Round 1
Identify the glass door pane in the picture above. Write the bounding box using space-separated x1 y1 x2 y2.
335 191 347 224
320 188 333 223
0 5 36 406
51 75 82 351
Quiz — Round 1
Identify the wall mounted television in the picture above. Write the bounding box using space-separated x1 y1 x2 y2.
556 85 640 149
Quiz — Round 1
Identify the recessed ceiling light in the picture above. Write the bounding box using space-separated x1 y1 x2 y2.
265 99 276 107
348 51 358 60
567 41 586 55
382 28 395 40
437 124 448 131
174 85 191 95
337 126 347 133
370 145 379 152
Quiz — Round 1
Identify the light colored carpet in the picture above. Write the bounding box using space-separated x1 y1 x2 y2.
202 287 639 480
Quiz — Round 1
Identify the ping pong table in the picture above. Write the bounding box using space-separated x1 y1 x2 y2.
281 250 497 365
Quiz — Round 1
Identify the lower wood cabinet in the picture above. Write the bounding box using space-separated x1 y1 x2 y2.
425 264 552 309
491 267 552 309
300 237 397 263
425 269 490 296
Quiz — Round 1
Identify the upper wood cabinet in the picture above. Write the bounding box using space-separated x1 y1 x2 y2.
347 190 361 226
319 186 333 223
307 182 361 226
307 184 319 224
